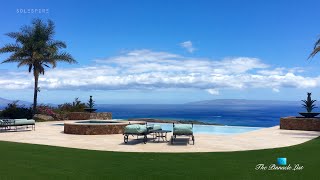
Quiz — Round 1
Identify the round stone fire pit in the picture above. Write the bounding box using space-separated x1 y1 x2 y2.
64 120 145 135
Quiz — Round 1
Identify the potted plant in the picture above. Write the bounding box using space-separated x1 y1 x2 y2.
299 92 320 118
84 96 97 113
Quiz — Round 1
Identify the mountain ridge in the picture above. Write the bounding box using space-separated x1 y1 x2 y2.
0 97 31 108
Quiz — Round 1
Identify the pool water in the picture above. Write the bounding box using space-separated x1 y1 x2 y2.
75 120 120 124
147 123 262 135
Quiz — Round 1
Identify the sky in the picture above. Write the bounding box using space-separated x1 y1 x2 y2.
0 0 320 104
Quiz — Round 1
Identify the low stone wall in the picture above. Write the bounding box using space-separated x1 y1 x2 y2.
33 114 54 121
280 116 320 131
67 112 112 120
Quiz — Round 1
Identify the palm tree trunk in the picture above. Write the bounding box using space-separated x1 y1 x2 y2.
33 73 39 115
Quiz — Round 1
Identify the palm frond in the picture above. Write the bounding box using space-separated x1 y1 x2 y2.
17 60 32 68
46 19 55 39
28 64 33 72
309 46 320 59
6 32 23 39
0 44 21 53
39 66 45 75
314 38 320 49
7 30 30 44
46 52 77 67
47 40 67 49
1 57 24 64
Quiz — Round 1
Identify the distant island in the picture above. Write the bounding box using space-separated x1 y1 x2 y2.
186 99 299 106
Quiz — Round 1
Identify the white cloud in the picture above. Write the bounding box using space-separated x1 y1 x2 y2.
180 41 196 53
257 67 305 76
258 68 285 75
206 89 219 95
272 88 280 93
0 49 319 94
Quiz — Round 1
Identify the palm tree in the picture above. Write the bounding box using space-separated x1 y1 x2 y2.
309 38 320 58
0 19 77 114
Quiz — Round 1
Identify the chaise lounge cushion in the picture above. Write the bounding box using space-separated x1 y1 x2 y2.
124 124 147 134
14 119 35 126
174 124 193 135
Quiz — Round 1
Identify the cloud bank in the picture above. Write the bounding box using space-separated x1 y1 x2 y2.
0 49 319 95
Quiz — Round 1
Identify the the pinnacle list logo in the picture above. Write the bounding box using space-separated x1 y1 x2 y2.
255 158 304 171
277 158 287 166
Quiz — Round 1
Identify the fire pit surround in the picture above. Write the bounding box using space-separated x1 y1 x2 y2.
64 120 146 135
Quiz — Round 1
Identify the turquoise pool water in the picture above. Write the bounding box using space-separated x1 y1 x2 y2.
75 120 120 124
148 123 262 135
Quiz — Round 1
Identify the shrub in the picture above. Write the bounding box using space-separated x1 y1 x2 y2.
301 92 317 112
87 96 95 109
55 98 87 113
37 105 56 116
0 101 33 119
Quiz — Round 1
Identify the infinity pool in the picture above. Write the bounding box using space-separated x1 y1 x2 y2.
57 120 263 135
147 123 262 135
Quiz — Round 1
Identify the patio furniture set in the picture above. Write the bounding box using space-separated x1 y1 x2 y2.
123 122 195 145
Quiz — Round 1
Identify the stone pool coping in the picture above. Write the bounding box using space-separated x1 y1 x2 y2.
0 121 319 153
64 120 146 135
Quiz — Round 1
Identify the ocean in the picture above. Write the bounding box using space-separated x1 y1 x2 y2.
96 103 302 127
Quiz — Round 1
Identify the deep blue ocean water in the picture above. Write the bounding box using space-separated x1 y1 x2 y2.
96 104 302 127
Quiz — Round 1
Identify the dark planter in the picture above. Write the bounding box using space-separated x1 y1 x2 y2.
298 112 320 118
84 108 97 113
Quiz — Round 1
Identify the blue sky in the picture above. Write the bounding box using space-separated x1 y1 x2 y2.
1 0 320 104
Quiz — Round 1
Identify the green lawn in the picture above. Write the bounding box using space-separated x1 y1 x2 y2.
0 137 319 180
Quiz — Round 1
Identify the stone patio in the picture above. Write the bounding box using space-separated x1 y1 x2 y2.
0 121 319 153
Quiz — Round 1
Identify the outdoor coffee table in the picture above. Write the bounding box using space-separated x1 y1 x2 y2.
152 130 172 142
